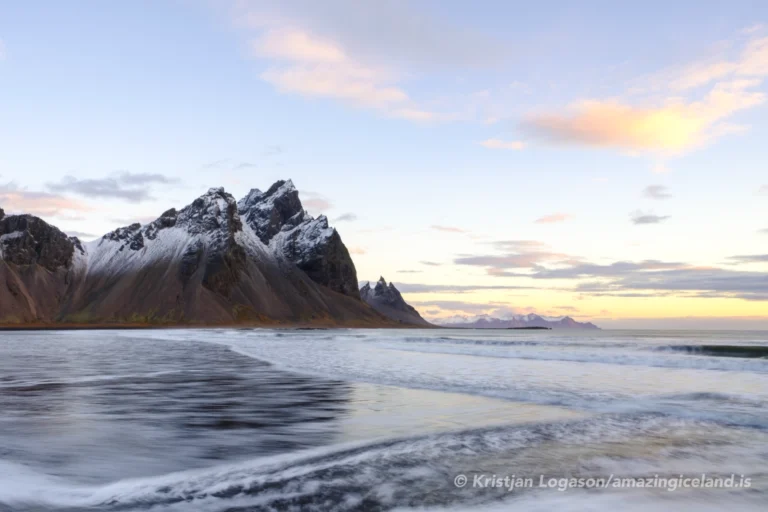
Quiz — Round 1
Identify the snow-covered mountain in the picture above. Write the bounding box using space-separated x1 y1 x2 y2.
0 181 394 326
438 313 600 329
360 277 432 326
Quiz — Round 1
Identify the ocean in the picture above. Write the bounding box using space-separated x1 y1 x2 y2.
0 328 766 511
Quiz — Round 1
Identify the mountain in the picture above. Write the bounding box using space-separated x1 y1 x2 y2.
438 313 599 330
360 277 432 326
0 180 399 327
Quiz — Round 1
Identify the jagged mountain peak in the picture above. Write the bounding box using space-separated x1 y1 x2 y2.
238 180 297 210
368 277 404 301
176 187 241 235
98 187 242 253
0 213 78 271
238 179 307 244
359 276 430 326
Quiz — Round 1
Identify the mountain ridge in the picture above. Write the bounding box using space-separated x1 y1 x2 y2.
438 314 600 330
0 181 401 327
359 277 432 326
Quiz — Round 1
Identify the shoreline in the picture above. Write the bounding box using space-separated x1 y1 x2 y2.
0 321 436 332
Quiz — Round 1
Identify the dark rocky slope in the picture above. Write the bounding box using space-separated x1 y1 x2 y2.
0 181 396 327
360 277 432 326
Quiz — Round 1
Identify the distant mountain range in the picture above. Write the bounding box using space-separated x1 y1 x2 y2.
0 180 408 327
438 314 600 330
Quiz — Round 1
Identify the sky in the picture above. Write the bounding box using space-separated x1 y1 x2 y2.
1 0 767 329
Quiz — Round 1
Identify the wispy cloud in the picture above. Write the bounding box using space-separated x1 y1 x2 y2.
110 215 158 226
534 213 572 224
65 230 97 240
0 183 91 217
334 213 357 222
300 190 333 213
630 211 670 224
480 138 525 150
348 246 366 255
409 300 497 315
420 261 442 266
48 172 178 203
759 184 768 195
264 145 283 157
251 27 447 121
727 254 768 264
431 225 467 233
522 34 768 153
203 159 258 171
115 172 178 186
396 283 534 294
236 1 501 122
643 185 672 200
513 257 768 302
454 240 576 277
397 269 422 274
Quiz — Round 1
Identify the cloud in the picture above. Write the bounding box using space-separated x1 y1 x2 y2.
454 240 576 276
727 254 768 264
518 257 768 302
299 190 333 213
65 230 97 239
420 261 441 266
759 184 768 195
253 28 445 121
233 162 257 170
523 83 763 153
643 185 672 200
110 215 158 226
431 225 467 233
239 1 484 122
523 34 768 153
348 246 366 255
491 240 548 251
303 198 332 213
264 145 283 156
582 267 768 301
397 283 534 294
409 300 497 315
527 260 688 280
760 228 768 234
630 211 670 224
397 270 422 274
0 183 91 217
48 172 179 203
115 172 179 185
480 138 526 150
203 159 230 169
203 159 258 171
534 213 572 224
239 1 501 70
334 213 358 222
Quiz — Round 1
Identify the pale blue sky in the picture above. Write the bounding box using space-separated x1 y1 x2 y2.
1 1 767 327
